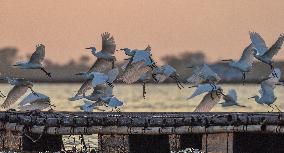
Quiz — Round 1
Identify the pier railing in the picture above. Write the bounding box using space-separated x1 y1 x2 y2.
1 112 284 152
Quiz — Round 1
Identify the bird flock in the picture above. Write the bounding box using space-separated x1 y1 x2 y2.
0 31 284 112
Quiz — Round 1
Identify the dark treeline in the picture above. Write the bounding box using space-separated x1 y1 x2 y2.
0 47 283 83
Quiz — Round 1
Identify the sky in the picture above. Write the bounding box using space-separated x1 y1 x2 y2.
1 0 284 64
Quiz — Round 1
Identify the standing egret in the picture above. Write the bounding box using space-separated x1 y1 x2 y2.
85 32 116 71
249 80 279 112
222 44 255 84
13 44 51 77
220 89 246 107
1 78 37 109
250 32 284 69
194 89 224 112
153 64 184 89
18 92 53 111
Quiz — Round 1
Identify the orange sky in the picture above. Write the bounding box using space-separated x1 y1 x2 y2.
1 0 284 64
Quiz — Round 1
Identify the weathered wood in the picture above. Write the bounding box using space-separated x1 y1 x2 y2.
202 133 233 153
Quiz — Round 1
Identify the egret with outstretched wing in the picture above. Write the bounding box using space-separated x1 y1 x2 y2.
18 92 52 111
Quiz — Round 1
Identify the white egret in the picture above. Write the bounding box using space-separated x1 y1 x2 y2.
222 44 255 84
186 64 220 87
250 32 284 69
249 80 279 112
220 89 246 107
91 68 119 88
79 100 105 112
187 83 223 100
18 92 53 111
13 44 51 77
1 79 37 109
85 32 116 70
194 89 223 112
153 64 184 89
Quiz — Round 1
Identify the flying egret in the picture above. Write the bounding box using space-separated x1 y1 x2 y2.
222 44 255 84
220 89 246 107
249 79 279 112
79 100 105 112
250 32 284 69
153 64 184 89
85 32 116 70
186 64 221 93
120 45 157 70
91 68 119 88
187 83 223 100
13 44 51 77
18 92 53 111
194 89 223 112
70 68 118 101
1 78 37 109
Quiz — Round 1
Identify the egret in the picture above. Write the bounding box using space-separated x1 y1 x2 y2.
222 44 255 84
91 68 119 88
85 32 116 71
260 68 283 86
220 89 246 107
13 44 51 77
153 64 184 89
1 78 37 109
79 100 105 112
70 68 118 101
249 79 279 112
250 32 284 69
194 89 224 112
187 83 223 100
18 92 53 111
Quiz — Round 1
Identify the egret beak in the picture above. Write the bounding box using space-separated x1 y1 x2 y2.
248 96 255 99
85 47 92 49
221 59 233 62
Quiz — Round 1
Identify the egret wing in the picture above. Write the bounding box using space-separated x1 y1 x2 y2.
194 91 221 112
238 43 254 67
120 61 151 84
30 44 45 64
260 81 275 99
162 64 176 77
19 92 49 106
91 72 109 87
87 58 113 73
132 51 153 66
249 32 268 55
107 97 123 108
101 32 116 54
18 102 50 111
262 34 284 59
1 86 29 109
107 68 119 83
227 89 237 102
188 84 219 99
74 80 92 96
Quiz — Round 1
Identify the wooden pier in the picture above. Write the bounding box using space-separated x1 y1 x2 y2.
0 112 284 152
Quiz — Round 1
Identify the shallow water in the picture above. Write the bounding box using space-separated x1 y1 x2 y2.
1 83 283 149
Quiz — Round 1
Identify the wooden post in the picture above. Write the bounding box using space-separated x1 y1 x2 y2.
202 133 233 153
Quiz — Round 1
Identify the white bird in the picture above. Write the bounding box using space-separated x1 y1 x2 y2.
222 44 255 84
13 44 51 77
120 45 157 70
187 83 222 100
1 78 37 109
91 68 119 88
220 89 246 107
18 92 53 111
250 32 284 69
153 64 184 89
260 68 283 86
85 32 116 71
186 64 221 87
79 100 105 112
194 89 223 112
249 80 279 111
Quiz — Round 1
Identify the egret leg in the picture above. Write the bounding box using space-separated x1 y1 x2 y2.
242 72 246 85
268 105 274 112
29 87 39 97
0 91 5 98
274 104 281 112
111 60 115 69
270 64 274 70
171 76 184 89
152 74 158 82
40 68 51 78
142 82 146 99
107 82 114 88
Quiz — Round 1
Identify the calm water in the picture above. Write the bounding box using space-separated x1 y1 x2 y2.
1 83 283 112
1 83 283 150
